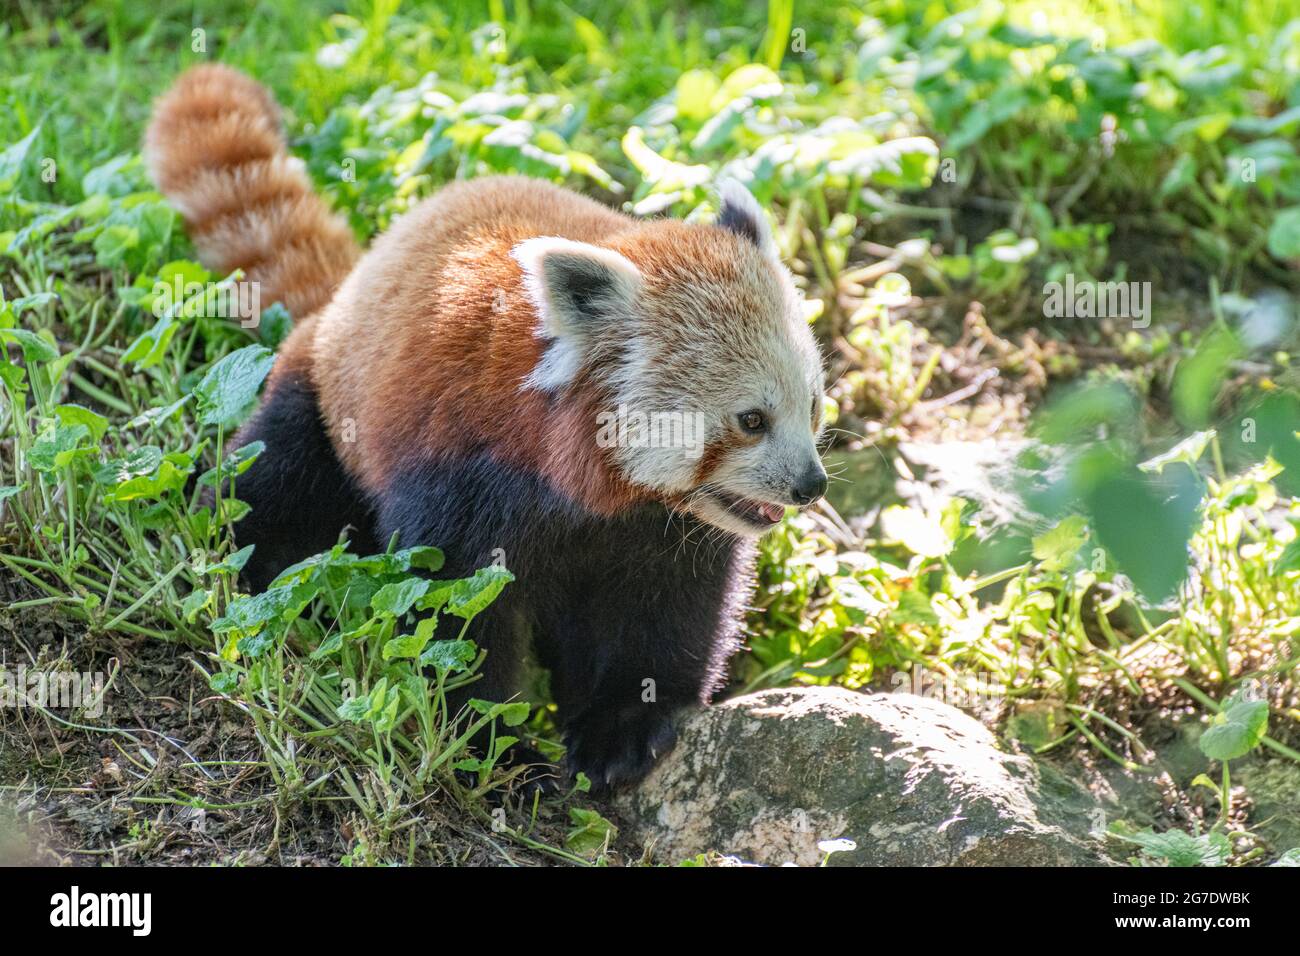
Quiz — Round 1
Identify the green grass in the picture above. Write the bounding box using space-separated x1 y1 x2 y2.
2 0 1300 865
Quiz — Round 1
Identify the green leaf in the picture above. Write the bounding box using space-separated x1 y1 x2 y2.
141 259 212 314
1199 694 1269 761
11 292 58 315
81 154 142 199
675 69 720 121
236 627 282 659
211 579 321 642
491 735 520 762
0 328 59 363
180 588 213 623
206 545 255 576
947 90 1027 152
88 200 175 272
337 680 400 731
1172 328 1239 428
122 313 179 369
93 223 139 267
711 63 782 109
311 632 344 659
383 616 438 660
1168 112 1234 143
55 404 109 443
1276 537 1300 574
0 127 40 190
0 356 27 395
371 577 433 617
257 301 293 348
402 546 446 572
194 345 274 430
1122 828 1230 867
101 452 193 503
93 445 163 485
125 395 189 428
1032 515 1089 572
836 137 939 190
208 671 238 695
1229 391 1300 497
1159 152 1198 199
28 421 91 472
880 505 952 558
1268 205 1300 259
382 634 425 660
445 565 514 620
336 696 371 723
497 701 530 727
1034 381 1139 445
420 638 476 672
1083 464 1204 600
1139 430 1216 474
894 590 939 626
621 126 711 191
566 807 618 857
1271 848 1300 867
197 440 265 488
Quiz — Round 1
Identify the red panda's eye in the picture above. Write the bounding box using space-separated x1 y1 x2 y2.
738 411 767 433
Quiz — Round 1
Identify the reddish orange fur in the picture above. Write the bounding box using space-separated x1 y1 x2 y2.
147 66 764 516
310 194 650 512
145 65 358 323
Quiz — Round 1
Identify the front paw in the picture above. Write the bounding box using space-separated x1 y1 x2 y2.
565 704 679 793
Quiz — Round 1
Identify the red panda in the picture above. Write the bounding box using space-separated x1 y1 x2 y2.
147 65 827 789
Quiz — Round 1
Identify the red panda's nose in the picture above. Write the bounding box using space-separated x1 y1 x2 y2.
791 465 828 506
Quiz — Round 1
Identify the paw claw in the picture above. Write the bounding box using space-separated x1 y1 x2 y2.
565 704 679 793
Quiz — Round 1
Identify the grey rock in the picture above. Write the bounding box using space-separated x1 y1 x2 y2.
1237 759 1300 856
614 686 1115 866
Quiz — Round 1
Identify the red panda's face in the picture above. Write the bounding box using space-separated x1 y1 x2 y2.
513 180 827 537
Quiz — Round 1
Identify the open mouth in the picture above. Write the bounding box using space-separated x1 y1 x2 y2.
709 490 787 527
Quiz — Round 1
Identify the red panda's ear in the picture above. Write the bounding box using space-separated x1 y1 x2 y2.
716 178 779 262
512 237 642 391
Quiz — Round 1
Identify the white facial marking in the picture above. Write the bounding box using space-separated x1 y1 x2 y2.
513 187 825 538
